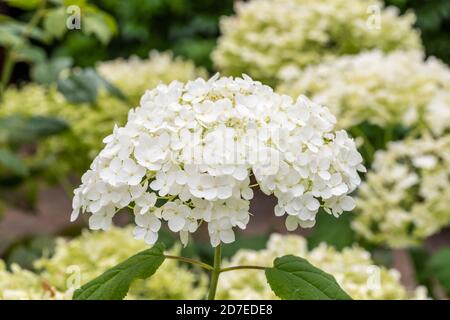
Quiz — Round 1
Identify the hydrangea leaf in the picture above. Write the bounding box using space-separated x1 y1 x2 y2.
0 148 28 177
43 8 67 39
13 44 46 63
57 68 126 104
26 116 69 137
0 116 68 144
265 255 352 300
57 68 99 104
73 243 166 300
83 11 117 45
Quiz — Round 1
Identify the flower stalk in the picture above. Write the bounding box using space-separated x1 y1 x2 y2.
207 244 222 300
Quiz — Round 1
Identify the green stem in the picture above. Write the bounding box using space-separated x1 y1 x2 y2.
219 265 267 273
164 254 214 271
207 244 222 300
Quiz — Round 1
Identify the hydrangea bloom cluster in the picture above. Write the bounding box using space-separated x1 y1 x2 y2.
278 50 450 133
35 227 207 300
0 261 67 300
0 52 205 178
212 0 421 85
353 135 450 248
97 51 207 103
71 74 365 247
217 234 428 300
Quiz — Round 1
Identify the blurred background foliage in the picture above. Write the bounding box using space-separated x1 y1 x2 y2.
386 0 450 64
2 0 449 82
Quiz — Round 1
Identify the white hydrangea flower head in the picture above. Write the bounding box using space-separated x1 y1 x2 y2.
71 74 365 247
217 234 428 300
278 50 450 133
353 135 450 248
213 0 421 85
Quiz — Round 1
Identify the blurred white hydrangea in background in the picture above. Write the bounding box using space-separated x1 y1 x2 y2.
0 227 207 300
71 74 365 247
353 135 450 248
0 261 68 300
97 51 207 103
278 50 450 133
35 227 207 299
213 0 421 85
217 234 428 300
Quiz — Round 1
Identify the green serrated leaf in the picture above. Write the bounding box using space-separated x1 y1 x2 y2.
265 255 352 300
427 248 450 295
0 148 29 177
73 243 166 300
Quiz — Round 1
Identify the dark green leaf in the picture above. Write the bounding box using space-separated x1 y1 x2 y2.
73 243 166 300
0 116 69 144
265 255 352 300
0 148 29 177
27 116 69 137
57 68 127 103
57 68 99 103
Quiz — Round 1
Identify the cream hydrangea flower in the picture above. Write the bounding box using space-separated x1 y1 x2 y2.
217 234 428 300
0 227 207 300
278 50 450 133
35 227 208 300
213 0 421 85
71 74 365 247
97 51 207 103
0 261 68 300
353 135 450 248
